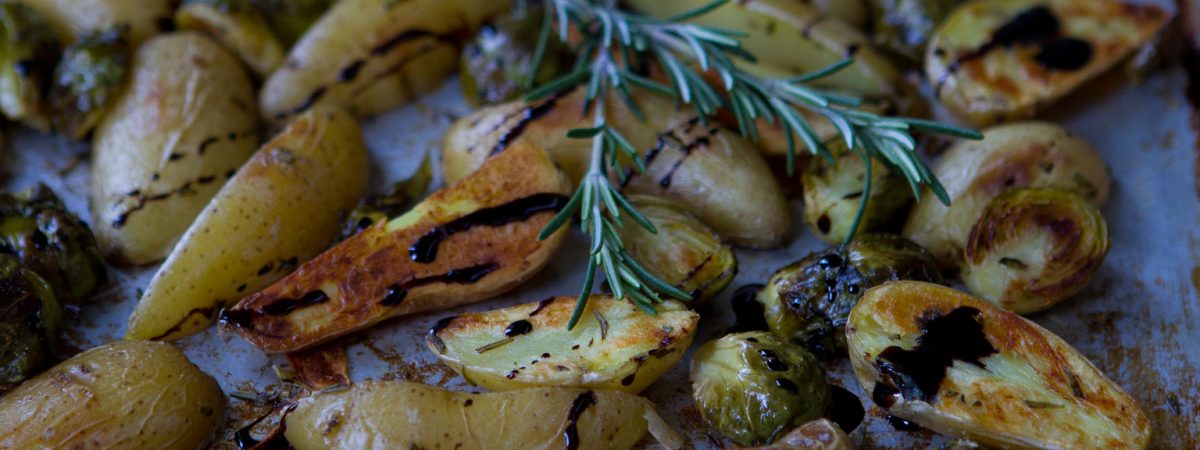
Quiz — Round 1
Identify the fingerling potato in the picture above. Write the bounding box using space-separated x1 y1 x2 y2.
126 107 369 341
428 295 698 394
801 142 911 244
847 281 1149 449
176 0 285 78
617 195 737 303
259 0 511 123
91 32 260 265
223 141 571 352
21 0 176 45
0 341 224 449
284 381 682 450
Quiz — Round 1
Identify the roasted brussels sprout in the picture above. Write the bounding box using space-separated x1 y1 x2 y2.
0 254 61 388
251 0 333 47
963 188 1109 314
617 195 736 303
0 3 61 131
460 8 571 106
871 0 963 64
0 185 106 304
802 143 910 244
48 28 129 139
759 234 941 357
177 0 286 78
691 331 831 446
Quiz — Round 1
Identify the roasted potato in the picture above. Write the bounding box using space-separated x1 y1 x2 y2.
21 0 176 45
91 31 260 265
752 419 855 450
847 281 1149 449
962 187 1109 314
0 184 106 305
617 195 737 303
126 107 370 341
223 141 571 352
0 2 60 131
176 0 285 78
902 122 1110 267
759 234 942 357
443 89 791 248
251 0 332 47
0 341 224 449
259 0 512 123
428 295 698 394
802 143 911 244
48 28 130 139
0 255 60 389
927 0 1169 125
285 381 682 450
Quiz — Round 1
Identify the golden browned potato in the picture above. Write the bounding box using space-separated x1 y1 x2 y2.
222 140 571 353
284 381 682 450
176 0 285 78
802 142 911 244
847 281 1149 449
90 31 259 265
752 419 855 450
259 0 512 123
927 0 1168 125
428 295 698 394
618 195 737 303
21 0 175 45
125 107 370 341
0 340 224 449
443 89 791 248
902 122 1109 267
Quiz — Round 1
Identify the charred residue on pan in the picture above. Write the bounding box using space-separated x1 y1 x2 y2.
409 193 569 263
870 306 997 408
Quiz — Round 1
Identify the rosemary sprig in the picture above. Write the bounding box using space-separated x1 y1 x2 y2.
528 0 981 329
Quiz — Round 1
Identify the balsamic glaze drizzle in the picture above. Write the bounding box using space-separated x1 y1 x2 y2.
504 319 533 337
489 94 565 155
729 283 767 333
563 391 597 450
377 263 499 307
409 193 569 263
872 307 997 406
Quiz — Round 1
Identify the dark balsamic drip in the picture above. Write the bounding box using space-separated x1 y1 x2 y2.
953 6 1092 72
563 391 597 450
774 378 799 395
826 385 865 433
488 94 564 155
757 349 789 372
426 315 459 353
504 319 533 337
1034 37 1093 71
111 172 228 228
886 415 924 431
409 193 569 263
377 263 500 306
371 30 442 56
657 135 711 188
528 297 556 317
220 308 256 330
261 290 329 316
871 383 901 408
729 283 767 333
620 373 636 386
339 60 365 82
148 306 218 341
873 307 997 405
381 284 407 306
278 86 327 118
197 136 219 155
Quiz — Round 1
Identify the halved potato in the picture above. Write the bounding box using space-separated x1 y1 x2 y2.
284 381 682 450
427 295 698 394
176 0 285 78
259 0 511 123
846 281 1149 449
618 195 737 303
125 107 370 341
902 122 1109 267
91 31 260 265
927 0 1168 125
222 140 571 352
21 0 175 45
752 419 855 450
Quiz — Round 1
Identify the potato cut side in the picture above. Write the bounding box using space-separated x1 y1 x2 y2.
125 107 370 341
846 281 1149 449
284 381 680 450
21 0 175 45
176 1 285 78
222 140 571 352
428 295 698 393
927 0 1168 125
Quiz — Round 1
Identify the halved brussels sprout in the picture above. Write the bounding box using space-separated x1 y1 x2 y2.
0 254 61 389
0 185 106 304
802 143 911 244
48 28 129 139
177 0 286 78
460 7 571 106
0 3 61 131
871 0 963 64
251 0 333 47
962 187 1109 314
691 331 831 446
759 234 941 357
618 195 736 303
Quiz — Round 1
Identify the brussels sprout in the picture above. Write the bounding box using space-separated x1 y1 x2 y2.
617 195 737 303
48 28 130 139
251 0 333 47
0 184 107 304
459 8 572 106
341 153 433 238
962 187 1109 314
871 0 964 64
0 254 61 389
759 234 941 357
0 3 61 131
802 142 911 244
691 331 831 446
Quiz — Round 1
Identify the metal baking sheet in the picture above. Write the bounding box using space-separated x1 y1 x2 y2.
5 3 1199 448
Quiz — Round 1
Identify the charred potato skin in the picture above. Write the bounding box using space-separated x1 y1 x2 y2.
223 141 571 353
126 107 370 341
846 281 1150 449
0 341 225 449
927 0 1168 125
427 295 698 394
618 195 737 303
48 27 131 139
962 187 1109 314
759 234 942 357
176 0 286 78
802 143 911 244
902 122 1110 267
21 0 176 45
91 31 260 265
